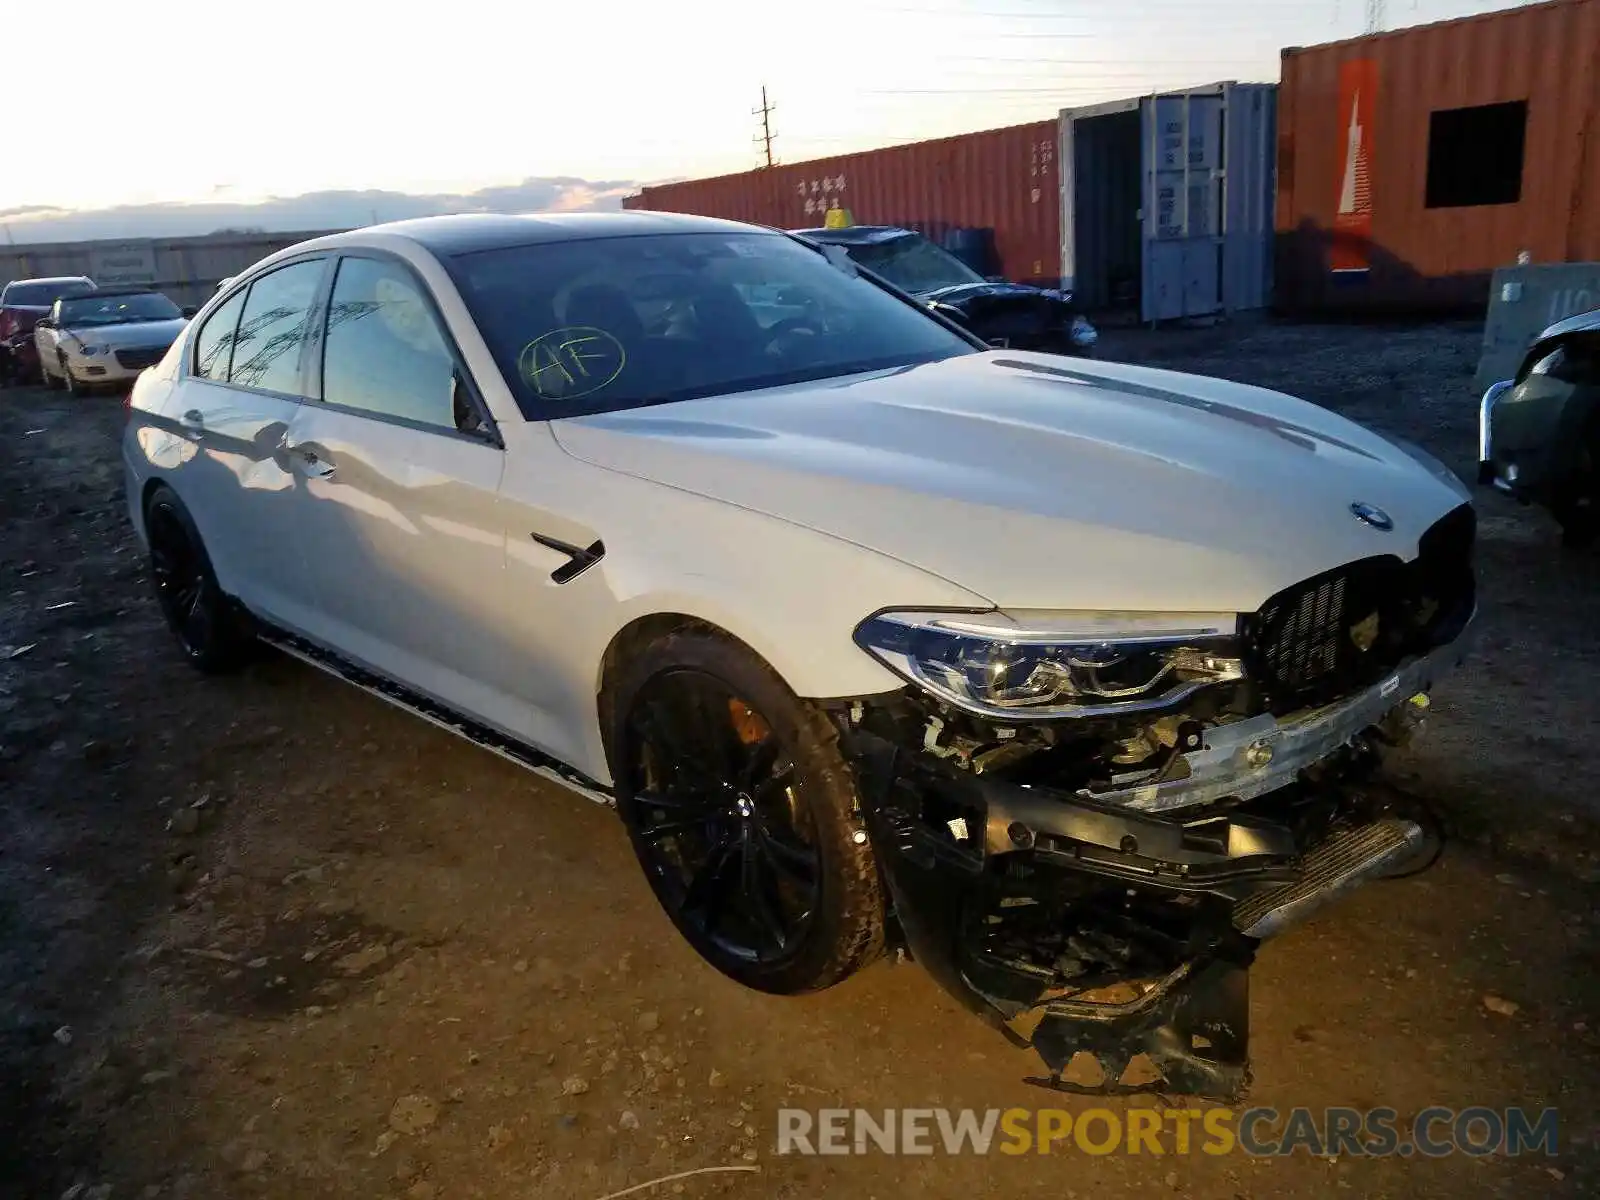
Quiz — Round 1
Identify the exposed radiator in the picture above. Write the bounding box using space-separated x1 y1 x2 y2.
1233 817 1423 939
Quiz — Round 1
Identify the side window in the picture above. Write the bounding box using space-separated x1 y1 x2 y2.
229 260 325 394
321 256 461 430
193 288 246 380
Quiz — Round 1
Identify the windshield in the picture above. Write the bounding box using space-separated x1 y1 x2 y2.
447 231 975 417
842 233 986 295
3 280 95 307
58 292 182 327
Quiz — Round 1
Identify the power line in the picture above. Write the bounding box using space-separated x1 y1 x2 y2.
753 85 776 169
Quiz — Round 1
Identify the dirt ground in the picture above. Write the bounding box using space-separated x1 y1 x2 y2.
2 320 1598 1200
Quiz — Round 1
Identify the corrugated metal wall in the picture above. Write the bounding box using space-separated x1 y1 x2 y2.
1222 83 1279 314
624 122 1063 286
1276 0 1600 312
0 230 342 309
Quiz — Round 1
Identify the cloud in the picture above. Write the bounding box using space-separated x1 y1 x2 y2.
0 177 639 244
0 204 70 220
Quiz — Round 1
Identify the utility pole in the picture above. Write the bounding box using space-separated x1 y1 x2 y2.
753 86 776 169
1364 0 1385 33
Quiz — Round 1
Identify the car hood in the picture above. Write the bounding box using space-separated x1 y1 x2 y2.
59 317 187 347
552 351 1470 613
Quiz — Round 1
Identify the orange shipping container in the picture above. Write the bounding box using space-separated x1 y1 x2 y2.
1275 0 1600 312
623 122 1062 287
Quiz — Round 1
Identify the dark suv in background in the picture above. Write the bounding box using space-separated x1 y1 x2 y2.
1 276 98 385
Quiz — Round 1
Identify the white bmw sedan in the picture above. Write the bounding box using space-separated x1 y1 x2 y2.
124 212 1475 1098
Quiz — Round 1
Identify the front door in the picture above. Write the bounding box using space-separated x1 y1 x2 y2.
282 253 517 733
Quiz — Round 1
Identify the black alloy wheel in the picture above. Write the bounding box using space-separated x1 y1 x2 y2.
145 487 251 672
622 669 821 972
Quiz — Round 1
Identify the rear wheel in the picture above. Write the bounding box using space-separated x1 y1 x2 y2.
144 485 253 673
609 629 883 994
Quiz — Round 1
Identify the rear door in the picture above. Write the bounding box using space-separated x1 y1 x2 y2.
281 251 513 728
159 256 330 630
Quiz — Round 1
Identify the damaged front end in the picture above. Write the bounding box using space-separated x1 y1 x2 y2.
835 506 1475 1100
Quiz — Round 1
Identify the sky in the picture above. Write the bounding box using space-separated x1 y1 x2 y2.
1 0 1535 232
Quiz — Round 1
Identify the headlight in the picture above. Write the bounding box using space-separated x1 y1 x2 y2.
76 344 105 356
853 609 1245 720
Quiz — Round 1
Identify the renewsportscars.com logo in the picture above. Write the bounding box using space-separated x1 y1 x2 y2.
776 1106 1560 1158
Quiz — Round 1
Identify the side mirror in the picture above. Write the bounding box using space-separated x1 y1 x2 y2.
34 317 52 329
181 305 198 318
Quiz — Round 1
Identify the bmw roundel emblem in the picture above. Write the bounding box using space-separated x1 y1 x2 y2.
1350 501 1394 531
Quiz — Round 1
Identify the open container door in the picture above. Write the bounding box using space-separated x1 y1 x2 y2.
1141 87 1227 323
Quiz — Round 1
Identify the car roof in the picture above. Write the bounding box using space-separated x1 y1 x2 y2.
3 275 95 289
315 211 775 257
791 225 916 245
58 285 165 300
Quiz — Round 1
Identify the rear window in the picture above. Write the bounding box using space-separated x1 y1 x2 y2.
2 279 95 306
446 231 973 418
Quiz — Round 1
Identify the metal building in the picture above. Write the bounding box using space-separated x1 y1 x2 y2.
1275 0 1600 312
625 84 1279 322
0 230 343 310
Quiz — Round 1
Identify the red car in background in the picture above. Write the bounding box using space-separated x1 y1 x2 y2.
1 276 97 384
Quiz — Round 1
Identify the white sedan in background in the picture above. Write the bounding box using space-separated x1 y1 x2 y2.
121 211 1475 1100
37 287 191 394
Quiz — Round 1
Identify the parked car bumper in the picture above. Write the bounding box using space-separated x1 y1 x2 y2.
65 346 172 387
5 334 39 378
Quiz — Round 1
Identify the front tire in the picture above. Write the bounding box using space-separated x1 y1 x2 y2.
609 628 884 994
144 485 253 673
